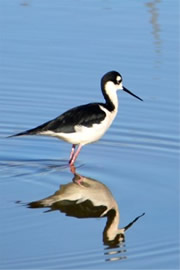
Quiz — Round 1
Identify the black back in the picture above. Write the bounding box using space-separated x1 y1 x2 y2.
12 103 107 136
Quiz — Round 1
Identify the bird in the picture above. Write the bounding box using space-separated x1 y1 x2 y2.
9 71 143 165
27 169 145 246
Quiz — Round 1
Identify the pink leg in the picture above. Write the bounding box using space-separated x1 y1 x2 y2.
69 144 76 161
69 145 83 165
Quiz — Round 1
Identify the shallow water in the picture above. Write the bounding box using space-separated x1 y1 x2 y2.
0 0 179 269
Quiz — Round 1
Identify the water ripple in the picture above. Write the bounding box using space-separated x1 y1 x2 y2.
101 126 179 156
1 238 178 269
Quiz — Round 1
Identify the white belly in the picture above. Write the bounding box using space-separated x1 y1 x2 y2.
40 106 117 145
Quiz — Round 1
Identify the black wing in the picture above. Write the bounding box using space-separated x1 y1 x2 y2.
9 103 106 136
28 199 107 218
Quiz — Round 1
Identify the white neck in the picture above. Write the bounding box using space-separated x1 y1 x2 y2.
104 81 119 111
104 208 121 241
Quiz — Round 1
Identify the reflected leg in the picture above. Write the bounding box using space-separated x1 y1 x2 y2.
70 164 84 185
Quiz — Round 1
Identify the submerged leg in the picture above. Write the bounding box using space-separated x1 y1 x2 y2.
69 144 83 166
70 164 76 174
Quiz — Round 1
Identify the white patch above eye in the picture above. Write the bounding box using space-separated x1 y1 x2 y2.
116 75 121 82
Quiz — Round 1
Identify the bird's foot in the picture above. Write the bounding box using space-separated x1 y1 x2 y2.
73 173 84 186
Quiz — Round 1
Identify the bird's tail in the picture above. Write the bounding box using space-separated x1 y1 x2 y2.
7 127 39 138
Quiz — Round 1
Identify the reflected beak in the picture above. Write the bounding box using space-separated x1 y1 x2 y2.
123 86 143 101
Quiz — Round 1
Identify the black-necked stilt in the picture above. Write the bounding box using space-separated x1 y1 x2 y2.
27 169 145 246
9 71 143 165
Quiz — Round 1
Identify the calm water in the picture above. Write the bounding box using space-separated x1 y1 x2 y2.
0 0 179 269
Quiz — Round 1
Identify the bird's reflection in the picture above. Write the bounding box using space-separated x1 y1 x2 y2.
27 166 144 255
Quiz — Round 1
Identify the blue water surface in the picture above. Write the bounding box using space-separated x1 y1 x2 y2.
0 0 179 269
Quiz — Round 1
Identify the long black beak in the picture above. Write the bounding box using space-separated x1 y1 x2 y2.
123 86 143 101
123 212 145 232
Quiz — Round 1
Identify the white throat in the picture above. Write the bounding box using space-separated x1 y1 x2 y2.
104 81 119 110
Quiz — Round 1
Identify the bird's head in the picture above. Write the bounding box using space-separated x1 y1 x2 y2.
101 71 143 101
